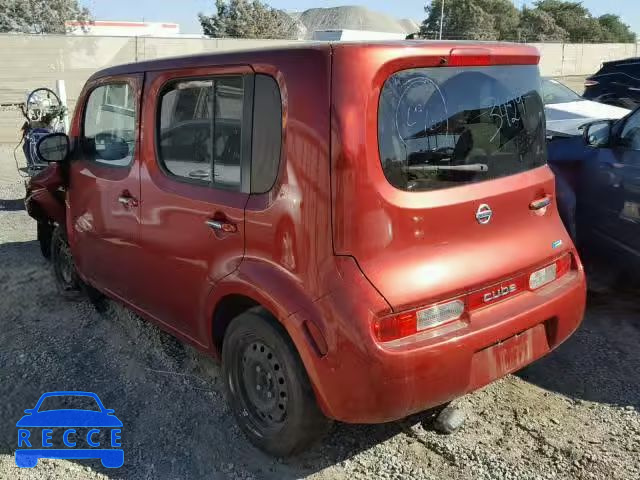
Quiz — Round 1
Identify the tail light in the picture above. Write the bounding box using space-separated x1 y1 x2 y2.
529 254 571 290
373 299 465 343
584 79 599 87
373 254 574 344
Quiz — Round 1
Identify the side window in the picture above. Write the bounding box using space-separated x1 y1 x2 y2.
83 83 136 167
158 76 244 190
620 110 640 151
251 75 282 193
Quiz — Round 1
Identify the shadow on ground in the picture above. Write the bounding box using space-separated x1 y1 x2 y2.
517 289 640 409
0 240 440 479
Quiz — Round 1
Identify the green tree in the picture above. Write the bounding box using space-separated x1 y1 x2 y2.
475 0 520 40
418 0 498 40
199 0 297 40
518 6 569 42
598 14 636 43
0 0 91 34
533 0 604 42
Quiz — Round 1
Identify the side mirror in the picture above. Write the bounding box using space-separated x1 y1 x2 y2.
583 120 613 147
105 409 115 414
36 132 70 162
23 409 34 414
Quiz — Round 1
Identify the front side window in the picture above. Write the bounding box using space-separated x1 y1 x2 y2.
158 76 244 190
379 65 547 192
620 110 640 151
83 83 136 167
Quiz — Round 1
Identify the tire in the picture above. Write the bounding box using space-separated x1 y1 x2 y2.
222 308 331 456
50 225 83 301
37 222 53 259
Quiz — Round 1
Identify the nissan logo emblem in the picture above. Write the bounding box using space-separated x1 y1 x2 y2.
476 204 493 224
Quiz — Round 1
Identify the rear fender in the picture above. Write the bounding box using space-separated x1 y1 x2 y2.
202 256 391 419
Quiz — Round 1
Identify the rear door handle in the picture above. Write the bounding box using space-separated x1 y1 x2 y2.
205 219 238 233
529 194 552 210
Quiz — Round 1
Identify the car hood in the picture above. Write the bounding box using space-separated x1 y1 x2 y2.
545 100 629 136
16 410 123 427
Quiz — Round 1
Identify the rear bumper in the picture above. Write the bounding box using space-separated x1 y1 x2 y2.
303 268 586 424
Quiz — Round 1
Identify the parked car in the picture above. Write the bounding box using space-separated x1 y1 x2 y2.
542 77 629 137
26 42 586 456
548 107 640 273
583 58 640 109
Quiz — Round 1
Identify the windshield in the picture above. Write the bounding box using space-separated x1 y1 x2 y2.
378 65 547 192
541 78 582 104
37 395 101 412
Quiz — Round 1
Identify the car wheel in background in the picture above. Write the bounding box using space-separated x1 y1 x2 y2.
222 308 331 456
37 221 53 259
51 225 83 301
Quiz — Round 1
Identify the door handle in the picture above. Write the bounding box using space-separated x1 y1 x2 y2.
117 194 138 208
529 194 552 210
205 219 238 233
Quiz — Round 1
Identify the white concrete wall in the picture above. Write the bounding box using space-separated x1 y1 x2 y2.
1 33 638 143
534 42 639 77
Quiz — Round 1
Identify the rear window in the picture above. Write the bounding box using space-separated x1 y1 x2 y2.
379 65 546 192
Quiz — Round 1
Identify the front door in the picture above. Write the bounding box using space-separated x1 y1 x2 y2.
134 67 252 342
613 110 640 253
67 75 142 299
580 109 640 255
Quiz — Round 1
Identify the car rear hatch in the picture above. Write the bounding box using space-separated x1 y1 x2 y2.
331 44 574 328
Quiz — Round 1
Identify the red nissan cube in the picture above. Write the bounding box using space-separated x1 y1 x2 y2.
26 41 586 456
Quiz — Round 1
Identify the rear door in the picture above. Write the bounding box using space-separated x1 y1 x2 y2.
68 75 142 298
332 52 570 312
135 67 252 340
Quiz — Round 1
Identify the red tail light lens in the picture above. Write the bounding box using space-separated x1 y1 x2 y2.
373 299 465 343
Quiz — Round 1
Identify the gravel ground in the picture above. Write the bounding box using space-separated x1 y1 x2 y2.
0 143 638 480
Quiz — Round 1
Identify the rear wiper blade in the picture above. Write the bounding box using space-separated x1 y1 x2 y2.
405 163 488 172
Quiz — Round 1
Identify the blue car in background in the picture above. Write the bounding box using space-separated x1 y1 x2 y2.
15 391 123 468
548 107 640 279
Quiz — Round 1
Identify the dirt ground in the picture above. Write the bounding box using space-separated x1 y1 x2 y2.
0 143 638 480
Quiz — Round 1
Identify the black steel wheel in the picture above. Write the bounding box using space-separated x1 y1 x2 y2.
222 308 330 456
50 225 83 300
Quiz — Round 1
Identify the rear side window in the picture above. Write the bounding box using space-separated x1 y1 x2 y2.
83 83 136 167
378 65 546 192
251 75 282 193
158 77 244 190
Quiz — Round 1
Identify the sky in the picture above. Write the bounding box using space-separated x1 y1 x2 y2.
79 0 640 35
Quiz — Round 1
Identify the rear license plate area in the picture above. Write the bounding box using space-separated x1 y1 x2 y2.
469 323 549 390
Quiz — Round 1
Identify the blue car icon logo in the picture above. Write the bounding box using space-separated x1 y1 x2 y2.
16 391 123 468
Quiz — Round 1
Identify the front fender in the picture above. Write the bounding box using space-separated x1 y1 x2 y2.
25 164 66 225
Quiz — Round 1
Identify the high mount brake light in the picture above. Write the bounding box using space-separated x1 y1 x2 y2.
373 254 574 344
448 48 491 66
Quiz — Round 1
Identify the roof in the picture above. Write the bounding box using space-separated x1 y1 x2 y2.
89 40 540 81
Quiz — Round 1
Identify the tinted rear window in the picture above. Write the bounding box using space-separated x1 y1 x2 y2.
379 65 546 192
